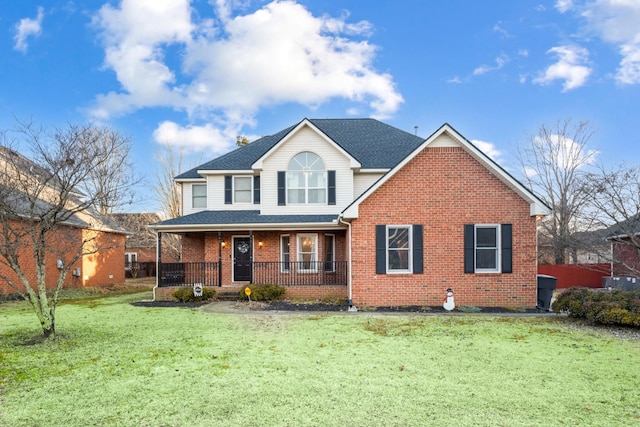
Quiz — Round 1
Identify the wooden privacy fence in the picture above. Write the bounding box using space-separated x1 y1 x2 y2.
538 263 610 288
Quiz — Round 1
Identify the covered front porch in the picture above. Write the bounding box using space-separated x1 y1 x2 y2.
152 212 350 301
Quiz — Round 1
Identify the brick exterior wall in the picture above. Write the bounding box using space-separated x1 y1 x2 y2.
81 230 126 287
612 239 640 277
173 147 538 307
0 221 126 296
350 146 538 308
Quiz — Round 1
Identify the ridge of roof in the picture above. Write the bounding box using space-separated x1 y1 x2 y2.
174 118 424 178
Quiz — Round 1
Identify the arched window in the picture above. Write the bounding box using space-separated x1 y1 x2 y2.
286 152 326 204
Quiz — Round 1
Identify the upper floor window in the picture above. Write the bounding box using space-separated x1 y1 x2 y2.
234 177 252 203
192 184 207 208
287 152 326 204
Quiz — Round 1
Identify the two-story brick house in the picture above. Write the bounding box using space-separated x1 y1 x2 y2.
151 118 550 308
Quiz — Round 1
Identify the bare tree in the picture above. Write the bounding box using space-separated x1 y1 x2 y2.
153 146 184 261
581 163 640 274
518 119 597 264
81 126 142 215
0 121 132 338
154 146 183 220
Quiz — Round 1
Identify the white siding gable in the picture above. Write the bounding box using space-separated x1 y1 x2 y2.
260 126 354 215
182 182 199 215
353 172 384 199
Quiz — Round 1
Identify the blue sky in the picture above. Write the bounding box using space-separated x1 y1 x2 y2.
1 0 639 212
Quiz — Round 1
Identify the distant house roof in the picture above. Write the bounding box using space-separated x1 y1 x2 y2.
605 214 640 240
0 146 128 235
111 213 163 247
151 210 339 231
175 118 424 179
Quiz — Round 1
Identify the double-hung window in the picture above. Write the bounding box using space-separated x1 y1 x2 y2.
464 224 512 274
387 226 412 273
297 233 318 272
192 184 207 208
286 152 326 204
233 177 252 203
475 225 500 272
375 225 423 275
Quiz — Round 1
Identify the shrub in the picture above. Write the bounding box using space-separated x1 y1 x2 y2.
552 287 640 327
238 284 286 302
172 286 216 303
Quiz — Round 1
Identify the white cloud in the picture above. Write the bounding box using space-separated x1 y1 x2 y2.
152 121 236 154
523 166 538 178
471 139 502 161
13 6 44 53
493 22 510 38
473 54 509 76
533 45 591 91
555 0 574 13
579 0 640 84
533 133 599 169
91 0 403 149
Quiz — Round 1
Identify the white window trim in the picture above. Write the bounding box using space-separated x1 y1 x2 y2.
297 233 318 273
192 184 207 209
474 224 501 273
286 152 327 205
280 235 290 273
125 252 137 270
233 176 253 204
386 225 412 274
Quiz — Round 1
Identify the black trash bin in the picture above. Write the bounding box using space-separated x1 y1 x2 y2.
537 274 557 311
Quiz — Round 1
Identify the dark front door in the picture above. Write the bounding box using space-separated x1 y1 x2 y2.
233 237 252 281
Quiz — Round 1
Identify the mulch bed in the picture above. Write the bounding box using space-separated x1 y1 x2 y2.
132 299 542 313
131 301 209 308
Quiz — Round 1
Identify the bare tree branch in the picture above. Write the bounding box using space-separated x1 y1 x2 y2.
518 119 597 264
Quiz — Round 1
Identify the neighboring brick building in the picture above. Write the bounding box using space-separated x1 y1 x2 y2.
0 148 128 297
111 213 180 278
151 119 550 308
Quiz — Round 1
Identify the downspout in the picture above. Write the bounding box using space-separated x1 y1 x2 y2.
338 214 357 312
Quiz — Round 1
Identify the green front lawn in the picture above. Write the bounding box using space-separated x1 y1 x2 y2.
1 290 639 426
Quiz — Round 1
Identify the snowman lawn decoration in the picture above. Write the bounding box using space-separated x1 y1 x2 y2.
443 287 455 311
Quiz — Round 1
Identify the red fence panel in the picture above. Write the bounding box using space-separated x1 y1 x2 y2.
537 263 611 288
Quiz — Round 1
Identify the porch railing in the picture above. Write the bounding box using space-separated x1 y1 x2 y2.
159 262 220 287
253 261 348 286
157 261 347 287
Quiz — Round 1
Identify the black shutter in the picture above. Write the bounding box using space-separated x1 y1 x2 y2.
277 171 285 206
501 224 512 273
464 224 475 273
224 176 232 204
375 225 386 274
253 176 260 204
328 170 336 205
412 224 423 274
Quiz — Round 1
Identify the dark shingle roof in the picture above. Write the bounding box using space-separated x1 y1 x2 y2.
153 210 337 227
175 118 424 179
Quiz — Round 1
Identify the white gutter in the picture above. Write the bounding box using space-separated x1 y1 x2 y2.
338 214 357 312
